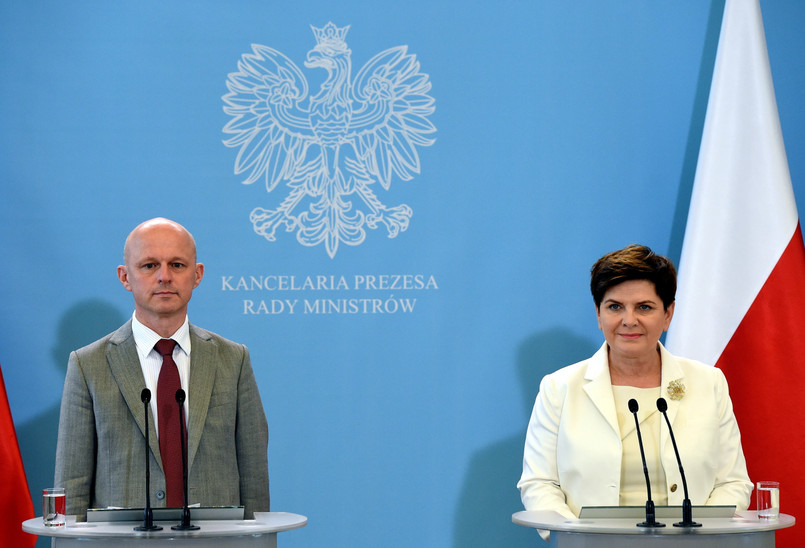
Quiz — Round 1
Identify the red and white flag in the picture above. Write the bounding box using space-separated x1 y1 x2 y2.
0 364 37 547
665 0 805 545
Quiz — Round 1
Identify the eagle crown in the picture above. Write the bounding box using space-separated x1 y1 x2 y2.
310 22 350 53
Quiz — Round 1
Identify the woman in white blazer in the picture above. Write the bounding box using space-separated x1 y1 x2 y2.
518 245 752 529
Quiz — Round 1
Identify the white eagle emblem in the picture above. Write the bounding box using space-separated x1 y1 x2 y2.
222 23 436 258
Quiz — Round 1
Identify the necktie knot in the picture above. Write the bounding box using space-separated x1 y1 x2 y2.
155 339 177 357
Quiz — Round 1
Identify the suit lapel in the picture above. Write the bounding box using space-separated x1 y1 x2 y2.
106 322 162 468
582 344 620 435
659 343 685 454
187 325 215 470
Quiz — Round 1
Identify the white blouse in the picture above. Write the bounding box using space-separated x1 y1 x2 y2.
612 385 668 506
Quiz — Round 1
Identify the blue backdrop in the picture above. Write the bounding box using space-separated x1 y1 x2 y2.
2 1 804 547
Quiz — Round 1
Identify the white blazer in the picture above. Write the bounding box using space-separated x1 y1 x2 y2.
518 342 752 518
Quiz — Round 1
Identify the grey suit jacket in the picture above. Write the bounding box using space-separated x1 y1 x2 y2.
54 320 269 518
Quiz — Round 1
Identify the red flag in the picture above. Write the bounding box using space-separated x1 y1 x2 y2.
0 365 37 547
665 0 805 545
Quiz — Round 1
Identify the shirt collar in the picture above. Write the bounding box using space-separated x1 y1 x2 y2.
131 312 192 362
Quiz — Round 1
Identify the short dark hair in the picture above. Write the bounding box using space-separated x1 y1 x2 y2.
590 244 677 310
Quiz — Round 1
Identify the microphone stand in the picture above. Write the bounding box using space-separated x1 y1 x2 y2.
628 399 665 528
172 388 199 531
657 397 701 527
134 389 162 531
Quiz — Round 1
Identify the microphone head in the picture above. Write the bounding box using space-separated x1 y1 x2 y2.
657 397 668 413
628 398 639 413
175 388 186 404
141 388 151 403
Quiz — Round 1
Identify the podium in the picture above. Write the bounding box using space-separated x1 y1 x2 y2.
22 512 307 548
512 509 795 547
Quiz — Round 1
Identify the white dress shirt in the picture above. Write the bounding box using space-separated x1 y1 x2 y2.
131 312 191 438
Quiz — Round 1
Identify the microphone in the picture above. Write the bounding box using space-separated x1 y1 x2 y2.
171 388 199 531
134 389 162 531
628 399 665 528
657 397 701 527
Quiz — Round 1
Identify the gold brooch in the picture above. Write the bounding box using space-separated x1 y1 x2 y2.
667 379 685 401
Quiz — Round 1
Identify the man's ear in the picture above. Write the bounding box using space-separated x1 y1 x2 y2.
193 262 205 289
117 265 132 291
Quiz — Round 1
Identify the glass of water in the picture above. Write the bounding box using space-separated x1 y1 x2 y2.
42 488 66 527
756 481 780 519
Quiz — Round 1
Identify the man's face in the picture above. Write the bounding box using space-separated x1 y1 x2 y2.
117 221 204 331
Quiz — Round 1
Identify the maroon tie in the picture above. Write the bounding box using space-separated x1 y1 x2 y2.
155 339 184 507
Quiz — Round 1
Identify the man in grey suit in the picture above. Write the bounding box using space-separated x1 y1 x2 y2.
54 218 269 519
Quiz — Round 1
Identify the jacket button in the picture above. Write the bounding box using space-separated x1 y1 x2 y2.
155 490 166 500
670 484 678 493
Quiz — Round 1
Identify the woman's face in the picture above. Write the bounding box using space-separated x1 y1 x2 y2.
596 279 674 363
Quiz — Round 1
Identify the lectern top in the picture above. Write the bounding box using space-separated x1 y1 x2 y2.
22 512 307 540
512 509 795 535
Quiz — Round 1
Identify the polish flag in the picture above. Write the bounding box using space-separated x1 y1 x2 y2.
0 365 37 547
664 0 805 545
